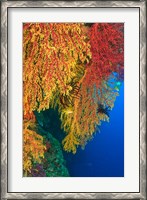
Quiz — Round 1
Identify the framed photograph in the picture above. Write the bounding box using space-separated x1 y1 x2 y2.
1 0 146 199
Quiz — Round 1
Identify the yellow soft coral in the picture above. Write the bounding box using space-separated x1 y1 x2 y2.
60 76 118 153
23 121 46 175
62 133 80 154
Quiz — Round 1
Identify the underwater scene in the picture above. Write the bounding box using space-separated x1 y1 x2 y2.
23 23 124 177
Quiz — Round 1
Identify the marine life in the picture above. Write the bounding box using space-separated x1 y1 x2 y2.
97 104 111 117
23 23 124 176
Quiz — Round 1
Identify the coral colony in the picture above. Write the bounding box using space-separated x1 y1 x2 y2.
23 23 124 177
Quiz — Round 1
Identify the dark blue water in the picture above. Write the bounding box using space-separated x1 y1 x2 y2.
63 82 124 177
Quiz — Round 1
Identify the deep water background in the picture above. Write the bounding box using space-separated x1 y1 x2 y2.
35 82 124 177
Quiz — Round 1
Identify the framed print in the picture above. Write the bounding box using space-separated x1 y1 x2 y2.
1 0 146 199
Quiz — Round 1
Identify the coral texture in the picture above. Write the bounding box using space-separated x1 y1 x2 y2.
23 23 124 175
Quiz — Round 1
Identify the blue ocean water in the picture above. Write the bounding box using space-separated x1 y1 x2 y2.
63 82 124 177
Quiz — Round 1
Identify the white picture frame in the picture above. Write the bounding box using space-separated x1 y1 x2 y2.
1 1 146 199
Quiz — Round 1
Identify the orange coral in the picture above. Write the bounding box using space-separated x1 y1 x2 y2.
23 23 91 114
23 111 36 122
23 23 124 155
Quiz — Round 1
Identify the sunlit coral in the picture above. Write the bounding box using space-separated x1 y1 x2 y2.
23 23 91 114
23 23 124 156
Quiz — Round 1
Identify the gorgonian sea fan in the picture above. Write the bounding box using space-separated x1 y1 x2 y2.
85 23 124 86
61 23 124 153
23 23 124 155
23 23 91 115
